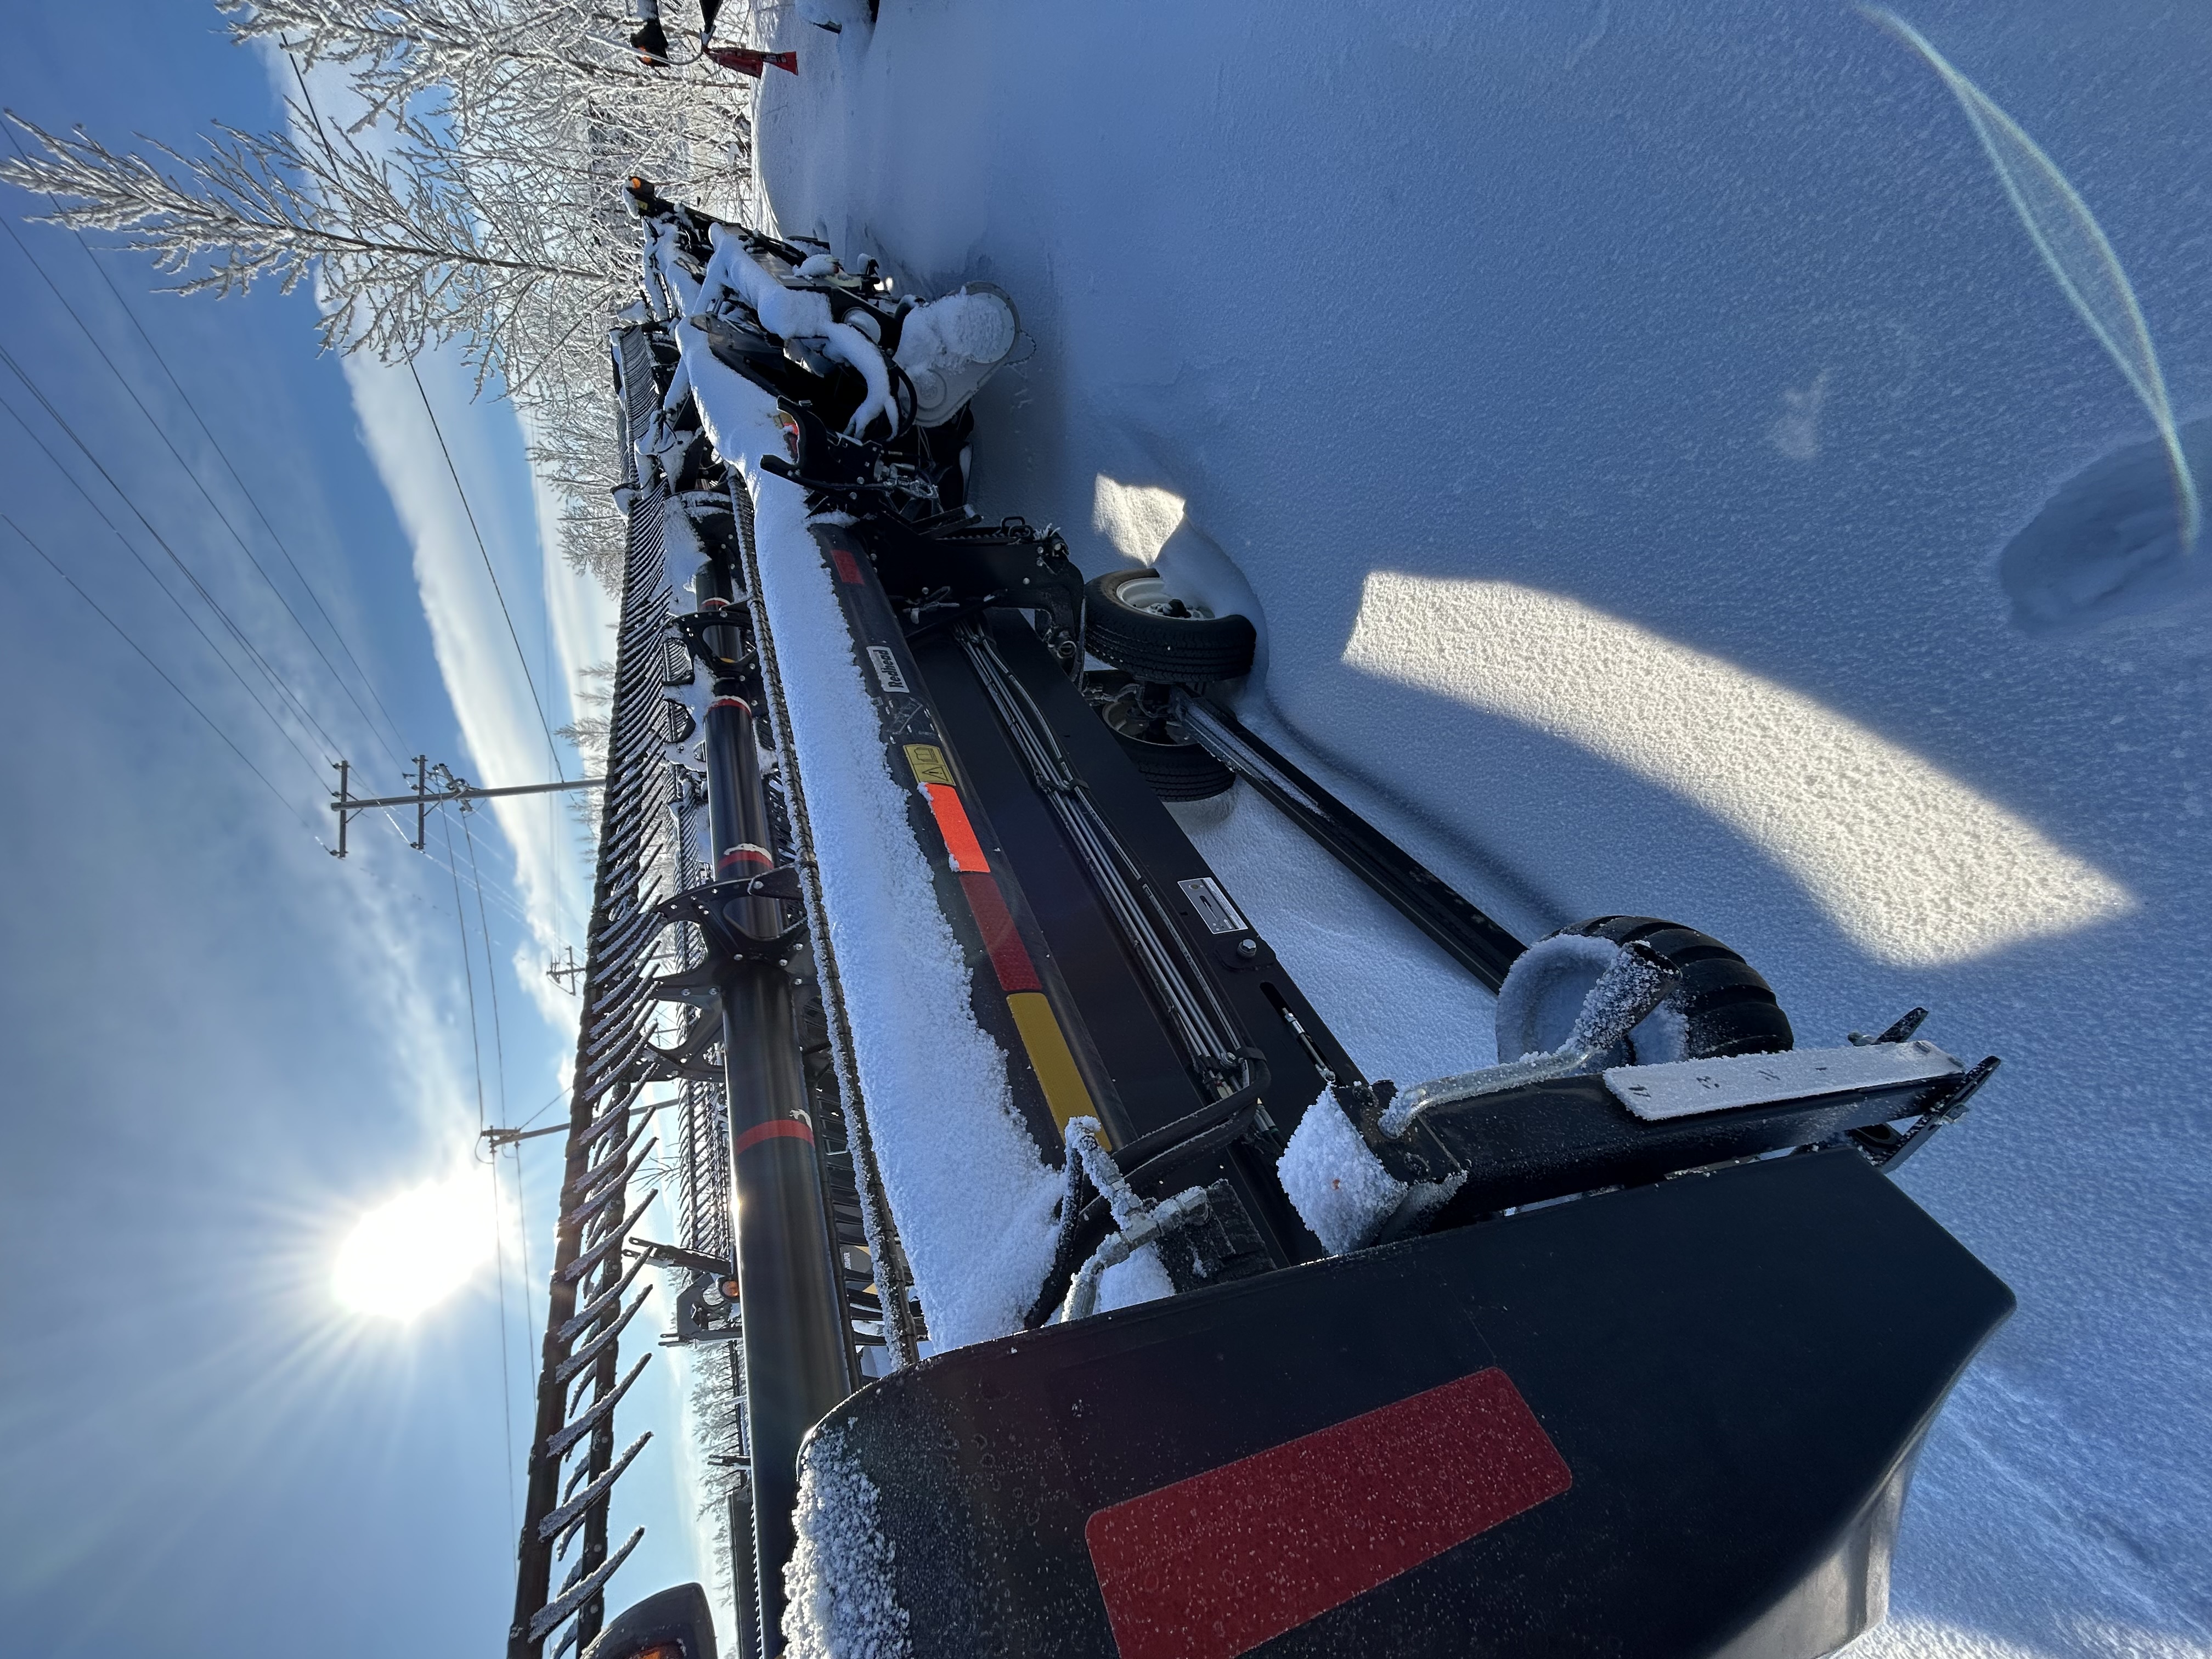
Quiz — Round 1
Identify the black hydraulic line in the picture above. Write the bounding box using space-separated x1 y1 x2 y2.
1109 1049 1272 1175
1180 698 1526 991
701 684 858 1654
1022 1053 1271 1330
959 622 1245 1091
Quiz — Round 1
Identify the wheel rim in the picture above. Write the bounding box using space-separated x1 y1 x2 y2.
1101 687 1200 748
1116 573 1213 621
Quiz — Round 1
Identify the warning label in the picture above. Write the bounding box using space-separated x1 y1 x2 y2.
903 744 955 787
1178 876 1249 935
866 645 909 695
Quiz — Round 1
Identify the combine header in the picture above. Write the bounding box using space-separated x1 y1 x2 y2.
517 184 2012 1659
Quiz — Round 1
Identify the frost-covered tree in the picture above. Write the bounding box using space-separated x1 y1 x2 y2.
680 1336 752 1626
222 0 756 201
1 111 614 388
558 660 615 839
0 0 759 586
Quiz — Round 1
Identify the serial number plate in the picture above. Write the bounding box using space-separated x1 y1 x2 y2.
1178 876 1249 935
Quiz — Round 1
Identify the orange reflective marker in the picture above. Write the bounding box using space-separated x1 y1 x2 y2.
923 782 991 873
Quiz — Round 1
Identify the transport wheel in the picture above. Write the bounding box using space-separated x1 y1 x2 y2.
1093 680 1236 802
1084 568 1256 684
1493 915 1793 1067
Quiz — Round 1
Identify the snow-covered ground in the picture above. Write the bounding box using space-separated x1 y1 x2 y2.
749 3 2209 1654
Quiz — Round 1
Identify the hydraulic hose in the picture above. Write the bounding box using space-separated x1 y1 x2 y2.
1022 1053 1270 1329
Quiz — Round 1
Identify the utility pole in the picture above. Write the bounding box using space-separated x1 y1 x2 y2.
546 945 585 994
328 756 605 857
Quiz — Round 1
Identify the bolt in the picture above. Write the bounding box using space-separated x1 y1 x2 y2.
1236 938 1259 958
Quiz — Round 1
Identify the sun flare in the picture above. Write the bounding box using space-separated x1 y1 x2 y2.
334 1174 495 1320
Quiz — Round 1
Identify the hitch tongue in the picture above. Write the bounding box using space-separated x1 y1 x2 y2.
1381 943 1680 1136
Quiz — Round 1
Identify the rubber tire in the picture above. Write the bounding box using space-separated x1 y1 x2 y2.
1498 915 1793 1065
1110 726 1237 802
1084 568 1257 685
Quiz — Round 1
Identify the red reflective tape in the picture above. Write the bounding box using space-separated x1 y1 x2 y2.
1085 1367 1571 1659
708 695 752 714
732 1119 814 1154
923 783 990 873
828 546 864 585
958 872 1041 994
716 843 775 872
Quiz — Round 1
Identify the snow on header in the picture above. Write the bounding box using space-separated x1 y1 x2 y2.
744 470 1063 1347
784 1421 908 1659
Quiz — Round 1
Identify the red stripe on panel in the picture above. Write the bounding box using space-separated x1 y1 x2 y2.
1084 1367 1571 1659
957 872 1042 994
922 783 991 873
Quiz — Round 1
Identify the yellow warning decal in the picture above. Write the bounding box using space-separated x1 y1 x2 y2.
1006 991 1101 1137
904 743 956 787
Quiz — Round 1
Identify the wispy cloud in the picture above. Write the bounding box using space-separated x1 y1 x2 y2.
258 45 607 1029
340 346 602 1024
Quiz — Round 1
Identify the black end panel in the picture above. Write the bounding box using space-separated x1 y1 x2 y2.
584 1583 718 1659
809 1150 2011 1658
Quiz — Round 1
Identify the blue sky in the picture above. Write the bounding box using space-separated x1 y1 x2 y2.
0 4 698 1652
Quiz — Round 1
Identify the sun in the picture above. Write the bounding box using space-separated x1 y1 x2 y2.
334 1173 495 1319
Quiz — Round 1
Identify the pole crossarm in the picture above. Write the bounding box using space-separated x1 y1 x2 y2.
483 1121 573 1149
332 774 606 812
326 754 605 857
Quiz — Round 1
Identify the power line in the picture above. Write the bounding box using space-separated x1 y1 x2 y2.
0 210 409 774
4 116 566 951
6 117 570 968
0 119 413 761
367 793 541 934
0 341 341 758
286 54 586 947
441 807 489 1133
513 1086 573 1135
2 514 324 842
353 800 539 947
0 345 344 769
462 808 512 1121
0 393 332 788
408 361 569 782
